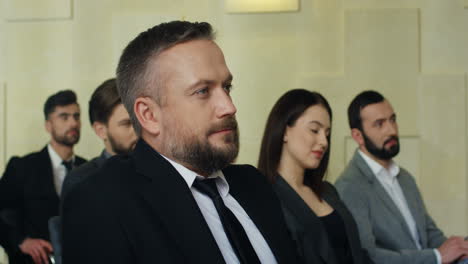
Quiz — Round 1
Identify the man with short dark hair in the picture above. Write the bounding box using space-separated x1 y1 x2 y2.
335 90 468 264
62 21 299 264
61 78 137 200
0 90 86 264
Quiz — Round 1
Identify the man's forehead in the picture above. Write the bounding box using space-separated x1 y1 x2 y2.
52 104 80 114
360 100 394 121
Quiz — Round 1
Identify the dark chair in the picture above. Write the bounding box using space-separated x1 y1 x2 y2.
48 216 61 264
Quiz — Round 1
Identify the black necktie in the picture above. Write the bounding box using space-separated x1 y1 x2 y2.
193 178 260 264
62 160 73 173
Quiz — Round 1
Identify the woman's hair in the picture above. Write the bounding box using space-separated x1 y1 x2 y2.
258 89 332 197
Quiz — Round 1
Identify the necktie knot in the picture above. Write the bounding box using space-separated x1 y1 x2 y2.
193 178 220 200
62 160 73 173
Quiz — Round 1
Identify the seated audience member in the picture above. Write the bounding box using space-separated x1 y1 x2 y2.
61 21 299 264
335 90 468 264
61 78 137 199
0 90 86 264
48 78 138 264
258 89 373 264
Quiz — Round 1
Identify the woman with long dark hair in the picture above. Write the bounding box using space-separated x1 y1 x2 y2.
258 89 372 264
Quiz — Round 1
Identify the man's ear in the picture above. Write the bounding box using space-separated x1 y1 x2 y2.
134 97 160 136
45 120 52 134
351 128 364 146
92 122 107 140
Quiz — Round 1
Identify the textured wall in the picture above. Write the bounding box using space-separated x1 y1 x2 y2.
0 0 466 242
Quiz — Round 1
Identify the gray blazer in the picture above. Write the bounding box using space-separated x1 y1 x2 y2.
274 177 373 264
335 150 446 264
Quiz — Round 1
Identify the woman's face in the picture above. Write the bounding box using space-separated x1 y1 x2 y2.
282 105 331 170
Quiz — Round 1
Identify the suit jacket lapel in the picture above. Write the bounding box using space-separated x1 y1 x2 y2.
352 151 415 243
39 146 60 199
133 140 225 263
397 172 427 247
273 176 333 264
226 167 297 263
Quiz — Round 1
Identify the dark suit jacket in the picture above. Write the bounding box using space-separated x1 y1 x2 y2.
61 150 110 202
0 146 86 259
274 177 373 264
62 139 299 264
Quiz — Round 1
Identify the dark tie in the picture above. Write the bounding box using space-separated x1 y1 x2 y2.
62 160 73 173
193 178 261 264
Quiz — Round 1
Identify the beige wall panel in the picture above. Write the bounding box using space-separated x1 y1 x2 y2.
419 74 467 234
345 9 419 76
0 83 4 173
421 0 468 73
0 21 5 82
345 9 420 135
4 0 72 20
225 0 343 164
223 0 343 75
5 21 74 158
344 0 425 9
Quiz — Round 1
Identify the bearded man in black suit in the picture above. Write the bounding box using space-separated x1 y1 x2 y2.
62 21 299 264
0 90 86 264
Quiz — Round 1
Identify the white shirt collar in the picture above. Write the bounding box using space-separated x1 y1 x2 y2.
48 144 64 169
358 149 400 179
160 154 230 197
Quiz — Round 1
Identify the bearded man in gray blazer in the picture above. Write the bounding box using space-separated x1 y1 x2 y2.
335 90 468 264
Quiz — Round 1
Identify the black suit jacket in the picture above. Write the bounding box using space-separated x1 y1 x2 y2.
62 139 299 264
0 146 86 249
274 177 373 264
61 150 109 202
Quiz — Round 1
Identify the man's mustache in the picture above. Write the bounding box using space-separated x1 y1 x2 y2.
207 118 238 135
383 136 399 146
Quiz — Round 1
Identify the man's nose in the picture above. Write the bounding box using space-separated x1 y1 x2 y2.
215 89 237 119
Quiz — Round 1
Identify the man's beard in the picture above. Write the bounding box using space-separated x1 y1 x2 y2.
108 133 136 155
362 131 399 160
52 129 80 147
167 117 239 176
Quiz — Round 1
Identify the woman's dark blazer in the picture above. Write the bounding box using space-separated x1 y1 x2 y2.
273 177 373 264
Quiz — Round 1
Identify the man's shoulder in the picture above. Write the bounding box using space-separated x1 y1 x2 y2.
337 158 366 184
223 164 264 182
17 147 47 162
65 155 135 205
74 154 87 165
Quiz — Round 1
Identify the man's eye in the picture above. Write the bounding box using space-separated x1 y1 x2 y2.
195 88 208 95
224 84 233 93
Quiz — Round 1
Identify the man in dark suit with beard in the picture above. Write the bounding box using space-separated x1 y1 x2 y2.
0 90 86 264
62 21 299 264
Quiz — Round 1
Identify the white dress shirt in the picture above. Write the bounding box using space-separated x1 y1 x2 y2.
162 155 277 264
48 144 74 196
358 150 441 264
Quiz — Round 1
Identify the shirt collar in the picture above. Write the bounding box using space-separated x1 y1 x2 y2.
358 149 400 179
47 144 75 169
160 154 230 197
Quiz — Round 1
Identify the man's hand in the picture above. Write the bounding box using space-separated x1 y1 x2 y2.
438 236 468 264
19 238 53 264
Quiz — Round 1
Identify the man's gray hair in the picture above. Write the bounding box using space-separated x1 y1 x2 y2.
116 21 215 136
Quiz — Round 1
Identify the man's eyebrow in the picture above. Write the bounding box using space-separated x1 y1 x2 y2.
186 74 234 91
118 119 131 125
223 74 233 85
